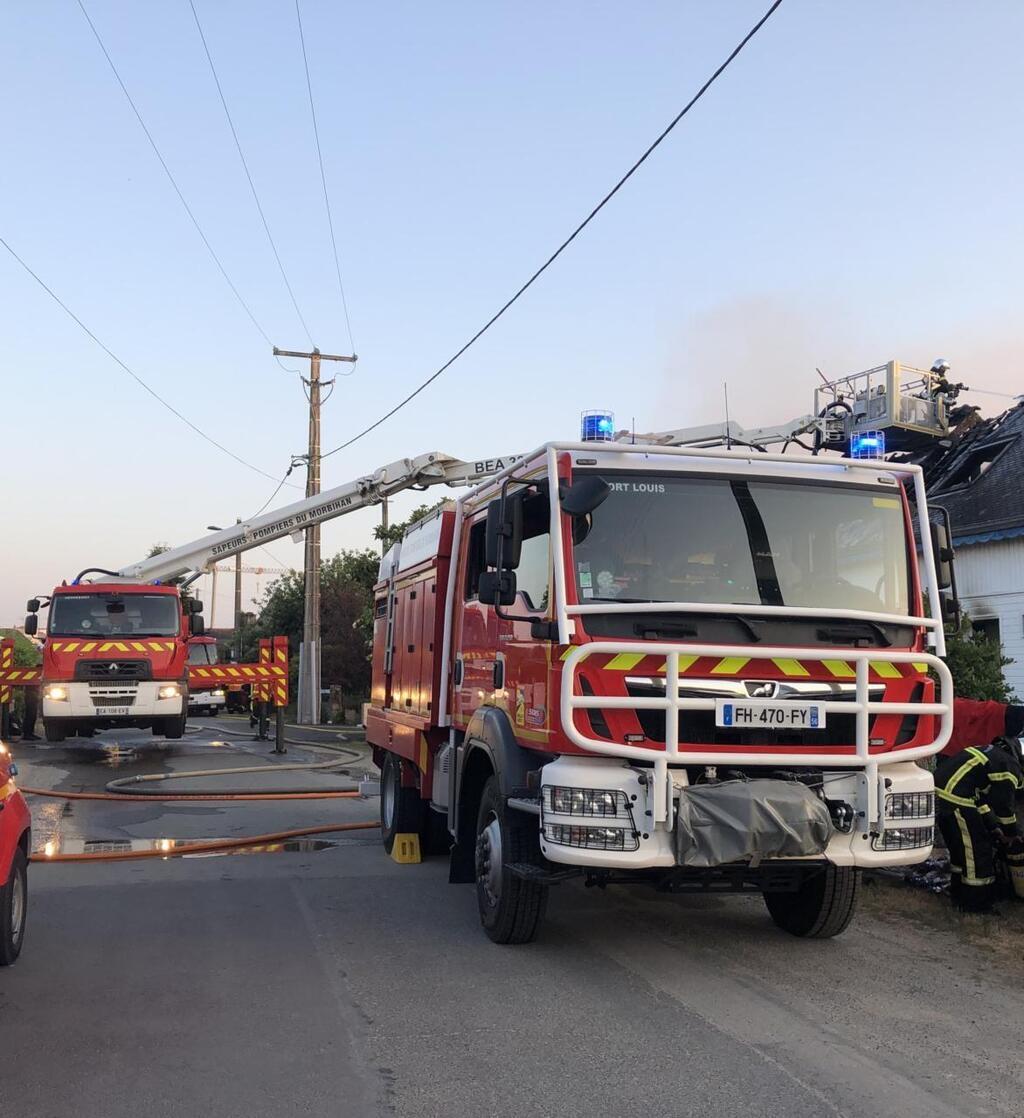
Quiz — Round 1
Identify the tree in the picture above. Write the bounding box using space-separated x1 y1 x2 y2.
251 549 380 702
943 620 1016 703
0 629 41 668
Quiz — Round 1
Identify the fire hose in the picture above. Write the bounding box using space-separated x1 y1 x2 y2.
21 757 380 861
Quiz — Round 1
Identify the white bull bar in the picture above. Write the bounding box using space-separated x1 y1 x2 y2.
560 642 953 830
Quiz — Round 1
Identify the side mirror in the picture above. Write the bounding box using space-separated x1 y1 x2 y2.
478 570 517 607
485 495 523 570
24 614 38 636
26 598 39 613
930 521 954 591
940 590 961 631
560 476 611 517
188 599 204 614
190 614 206 637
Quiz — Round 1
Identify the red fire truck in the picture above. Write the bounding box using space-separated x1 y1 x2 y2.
366 425 957 943
25 577 204 742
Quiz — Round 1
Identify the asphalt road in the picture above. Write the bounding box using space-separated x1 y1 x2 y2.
2 720 1022 1118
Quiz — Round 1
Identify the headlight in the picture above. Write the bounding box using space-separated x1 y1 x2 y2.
543 786 629 818
45 685 68 702
158 684 181 700
872 825 934 851
885 792 934 820
543 823 639 851
212 689 225 698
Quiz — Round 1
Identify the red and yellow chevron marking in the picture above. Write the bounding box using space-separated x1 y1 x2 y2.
0 638 12 705
559 647 931 682
189 664 286 685
0 667 43 685
49 639 178 653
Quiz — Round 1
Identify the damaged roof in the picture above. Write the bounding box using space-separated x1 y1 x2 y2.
903 401 1024 543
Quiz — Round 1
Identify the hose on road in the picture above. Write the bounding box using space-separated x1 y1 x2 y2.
29 820 380 862
21 786 361 802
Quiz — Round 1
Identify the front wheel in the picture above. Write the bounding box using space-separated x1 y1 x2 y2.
475 776 547 944
159 713 186 740
764 865 860 938
0 847 28 966
43 721 66 743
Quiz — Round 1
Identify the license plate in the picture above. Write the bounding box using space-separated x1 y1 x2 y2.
95 706 130 717
715 700 826 730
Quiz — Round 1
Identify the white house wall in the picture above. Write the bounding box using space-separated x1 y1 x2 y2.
953 538 1024 699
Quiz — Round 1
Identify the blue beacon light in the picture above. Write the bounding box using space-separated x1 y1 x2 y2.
850 431 885 460
581 410 615 442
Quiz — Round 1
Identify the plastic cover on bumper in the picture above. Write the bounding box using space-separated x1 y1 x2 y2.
674 779 833 867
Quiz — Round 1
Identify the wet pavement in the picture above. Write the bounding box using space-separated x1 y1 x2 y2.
3 722 1024 1118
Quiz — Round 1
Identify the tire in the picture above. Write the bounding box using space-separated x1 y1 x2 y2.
764 865 860 939
43 721 66 744
209 708 219 718
161 713 186 740
0 847 28 966
379 752 424 855
475 776 547 945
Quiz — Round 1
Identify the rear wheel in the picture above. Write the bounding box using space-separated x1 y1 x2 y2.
0 847 28 966
764 865 860 938
475 776 547 944
43 721 66 743
379 752 424 855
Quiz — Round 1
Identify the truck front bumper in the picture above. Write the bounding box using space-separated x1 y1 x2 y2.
43 681 185 723
538 756 936 872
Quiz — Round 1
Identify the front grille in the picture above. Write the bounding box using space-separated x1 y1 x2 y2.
90 689 136 708
75 659 152 681
625 682 861 747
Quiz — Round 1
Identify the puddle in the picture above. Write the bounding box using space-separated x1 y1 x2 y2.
35 836 342 858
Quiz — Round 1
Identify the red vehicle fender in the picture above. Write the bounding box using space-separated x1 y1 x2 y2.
0 764 31 882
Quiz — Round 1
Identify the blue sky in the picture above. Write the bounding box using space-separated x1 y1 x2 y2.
3 1 1023 624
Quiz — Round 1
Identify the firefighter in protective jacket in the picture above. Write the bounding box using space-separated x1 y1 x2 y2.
935 739 1023 913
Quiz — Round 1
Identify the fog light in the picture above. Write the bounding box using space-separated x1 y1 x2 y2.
885 792 934 820
543 823 639 851
872 825 934 851
543 786 629 817
45 685 68 702
158 685 181 700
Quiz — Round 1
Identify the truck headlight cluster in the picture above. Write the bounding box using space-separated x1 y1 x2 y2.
158 685 182 700
872 826 934 851
542 786 629 817
885 792 934 820
543 823 639 851
45 685 69 702
212 689 226 698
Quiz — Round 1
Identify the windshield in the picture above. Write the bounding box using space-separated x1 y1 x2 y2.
187 642 218 665
571 473 910 615
48 593 181 637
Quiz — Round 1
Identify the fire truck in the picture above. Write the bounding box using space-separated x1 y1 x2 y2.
10 360 959 942
24 578 202 742
364 363 963 943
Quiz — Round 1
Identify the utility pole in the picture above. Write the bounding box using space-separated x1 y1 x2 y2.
273 345 357 724
233 516 242 663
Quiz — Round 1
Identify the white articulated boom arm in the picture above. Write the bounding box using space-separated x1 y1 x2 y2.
118 450 525 583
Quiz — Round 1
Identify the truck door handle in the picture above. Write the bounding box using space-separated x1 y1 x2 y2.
453 658 463 686
493 659 504 690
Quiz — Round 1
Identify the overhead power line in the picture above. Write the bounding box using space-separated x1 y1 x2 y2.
295 0 357 356
0 235 290 485
76 0 291 372
320 0 784 463
189 0 317 352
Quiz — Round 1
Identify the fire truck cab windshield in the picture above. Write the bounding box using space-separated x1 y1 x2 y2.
572 473 910 616
48 592 181 638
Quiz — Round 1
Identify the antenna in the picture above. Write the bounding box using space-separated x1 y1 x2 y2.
631 416 636 445
723 382 732 449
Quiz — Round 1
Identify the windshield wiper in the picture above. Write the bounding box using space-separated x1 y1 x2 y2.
632 614 764 642
816 621 892 647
